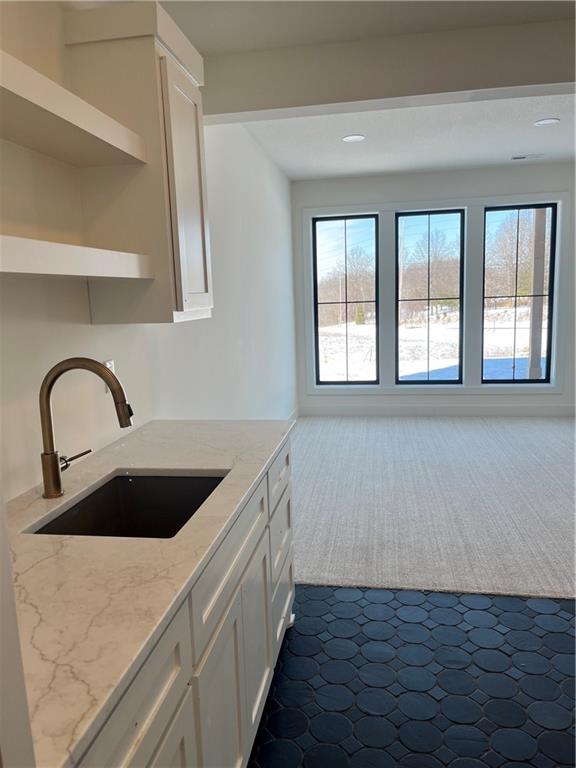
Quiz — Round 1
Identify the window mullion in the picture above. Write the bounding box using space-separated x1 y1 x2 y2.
379 211 396 388
344 219 349 381
463 206 484 387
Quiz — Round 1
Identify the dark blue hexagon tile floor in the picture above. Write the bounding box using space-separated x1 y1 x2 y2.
249 586 575 768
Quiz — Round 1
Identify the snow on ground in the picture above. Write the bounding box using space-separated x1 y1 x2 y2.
317 307 547 382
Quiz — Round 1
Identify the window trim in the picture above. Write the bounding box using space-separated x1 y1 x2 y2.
312 214 380 386
481 202 557 385
300 192 565 398
395 208 465 385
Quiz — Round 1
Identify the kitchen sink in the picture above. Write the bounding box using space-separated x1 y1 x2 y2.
33 473 226 538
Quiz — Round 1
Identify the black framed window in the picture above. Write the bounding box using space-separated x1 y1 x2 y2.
313 215 378 384
482 204 556 383
396 210 464 383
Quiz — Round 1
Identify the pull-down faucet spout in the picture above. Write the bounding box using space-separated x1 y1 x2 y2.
39 357 133 498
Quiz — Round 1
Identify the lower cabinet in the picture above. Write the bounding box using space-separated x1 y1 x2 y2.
241 531 273 746
77 439 293 768
77 601 193 768
149 691 198 768
271 548 295 661
194 530 273 767
193 590 246 768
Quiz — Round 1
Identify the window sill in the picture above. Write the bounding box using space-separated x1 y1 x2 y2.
308 383 562 396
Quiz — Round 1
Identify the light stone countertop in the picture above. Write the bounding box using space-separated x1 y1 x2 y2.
6 419 294 768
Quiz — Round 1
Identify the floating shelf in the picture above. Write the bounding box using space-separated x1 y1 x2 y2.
0 51 146 166
0 236 152 280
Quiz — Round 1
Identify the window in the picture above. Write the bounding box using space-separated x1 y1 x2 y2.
308 200 561 392
482 204 556 382
396 210 464 383
313 215 378 384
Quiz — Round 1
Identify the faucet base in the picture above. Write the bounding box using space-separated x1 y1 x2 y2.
41 452 63 499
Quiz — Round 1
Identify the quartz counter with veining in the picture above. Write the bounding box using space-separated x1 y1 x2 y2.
6 419 294 768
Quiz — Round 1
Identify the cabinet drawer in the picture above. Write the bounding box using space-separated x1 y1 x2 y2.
190 477 268 664
268 440 290 515
271 549 294 661
79 601 192 768
269 484 292 587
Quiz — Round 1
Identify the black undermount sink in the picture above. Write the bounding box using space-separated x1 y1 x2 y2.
34 473 226 538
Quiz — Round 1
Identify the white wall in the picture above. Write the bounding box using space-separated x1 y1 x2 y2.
152 124 297 421
292 162 575 416
1 277 159 500
0 128 296 502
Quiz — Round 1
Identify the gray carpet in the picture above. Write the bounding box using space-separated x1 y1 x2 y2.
291 416 575 598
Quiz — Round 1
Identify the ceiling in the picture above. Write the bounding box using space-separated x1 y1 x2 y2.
239 94 575 179
162 1 574 55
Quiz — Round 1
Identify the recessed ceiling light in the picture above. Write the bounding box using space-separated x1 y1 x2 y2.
342 134 366 143
534 117 560 127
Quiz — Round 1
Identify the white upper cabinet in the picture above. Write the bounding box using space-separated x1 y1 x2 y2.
0 2 212 322
160 55 212 317
62 2 213 323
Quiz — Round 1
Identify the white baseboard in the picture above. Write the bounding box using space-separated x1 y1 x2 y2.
299 402 575 417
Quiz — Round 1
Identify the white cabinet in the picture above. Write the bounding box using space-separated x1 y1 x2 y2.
269 484 293 587
241 531 274 745
193 530 274 768
77 438 294 768
78 601 193 768
160 55 212 318
271 548 295 661
0 3 213 316
64 2 214 323
189 477 268 664
149 691 198 768
268 440 290 515
193 590 246 768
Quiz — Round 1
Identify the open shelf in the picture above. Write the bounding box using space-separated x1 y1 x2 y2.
0 236 152 280
0 51 146 166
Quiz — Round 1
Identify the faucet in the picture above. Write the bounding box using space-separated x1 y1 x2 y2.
39 357 133 498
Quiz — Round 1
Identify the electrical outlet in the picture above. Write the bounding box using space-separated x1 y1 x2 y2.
103 360 115 392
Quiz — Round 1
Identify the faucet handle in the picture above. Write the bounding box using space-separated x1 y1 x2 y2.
60 449 92 472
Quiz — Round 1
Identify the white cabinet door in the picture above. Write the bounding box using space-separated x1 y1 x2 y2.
160 54 212 317
149 690 198 768
269 485 292 588
193 590 246 768
78 601 193 768
241 531 273 746
271 550 295 662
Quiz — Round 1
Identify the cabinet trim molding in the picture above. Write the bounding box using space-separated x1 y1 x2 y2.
64 2 204 86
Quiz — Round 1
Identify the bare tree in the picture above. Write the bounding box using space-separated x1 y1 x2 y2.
485 209 540 298
399 229 460 321
317 245 375 326
346 245 375 302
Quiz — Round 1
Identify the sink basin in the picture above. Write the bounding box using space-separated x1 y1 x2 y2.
33 473 226 538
